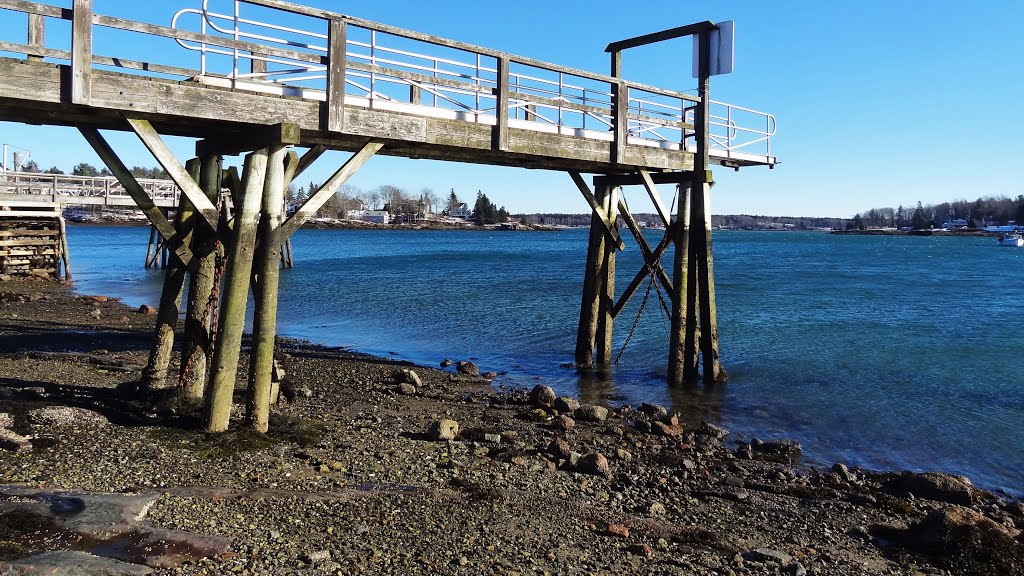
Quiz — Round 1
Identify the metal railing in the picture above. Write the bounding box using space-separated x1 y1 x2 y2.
169 0 776 164
0 0 776 166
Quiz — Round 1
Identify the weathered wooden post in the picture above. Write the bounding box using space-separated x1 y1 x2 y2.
141 160 200 391
27 13 44 62
595 186 618 365
180 154 223 400
575 184 609 366
668 182 693 385
246 145 287 432
206 149 268 433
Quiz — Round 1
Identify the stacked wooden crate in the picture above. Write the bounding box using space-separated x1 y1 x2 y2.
0 203 70 280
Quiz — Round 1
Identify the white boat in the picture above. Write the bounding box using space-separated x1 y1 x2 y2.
997 231 1024 247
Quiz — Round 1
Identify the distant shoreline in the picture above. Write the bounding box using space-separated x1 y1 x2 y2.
831 228 998 237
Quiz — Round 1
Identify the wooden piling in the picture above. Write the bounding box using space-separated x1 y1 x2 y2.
206 149 268 433
144 225 156 268
575 184 609 366
595 186 618 365
180 154 222 400
141 160 199 392
246 146 287 432
57 216 71 280
668 182 693 386
694 181 724 384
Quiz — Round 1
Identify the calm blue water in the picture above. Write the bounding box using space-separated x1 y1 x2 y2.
67 225 1024 495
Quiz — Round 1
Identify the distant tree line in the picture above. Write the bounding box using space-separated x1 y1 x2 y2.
517 212 850 230
853 196 1024 230
15 161 168 180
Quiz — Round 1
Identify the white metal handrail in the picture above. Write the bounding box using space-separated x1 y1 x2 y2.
168 0 775 163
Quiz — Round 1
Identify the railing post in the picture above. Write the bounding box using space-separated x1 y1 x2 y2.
71 0 92 105
325 19 346 132
27 13 45 62
610 50 626 165
494 56 509 151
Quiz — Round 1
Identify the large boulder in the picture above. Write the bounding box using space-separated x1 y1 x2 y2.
885 471 976 505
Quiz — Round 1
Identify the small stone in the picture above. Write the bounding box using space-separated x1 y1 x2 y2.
83 295 109 302
329 461 345 471
483 433 502 444
455 361 479 377
553 396 580 414
529 408 550 422
546 438 572 459
440 358 454 368
396 383 417 396
303 550 331 564
614 448 632 462
393 368 422 388
607 523 630 538
698 421 730 440
482 371 498 379
429 419 459 441
742 548 794 565
577 404 609 422
648 502 666 516
90 308 102 319
628 543 654 557
529 385 556 407
318 464 330 474
577 452 610 477
138 304 158 315
638 402 669 420
653 416 683 436
555 415 575 431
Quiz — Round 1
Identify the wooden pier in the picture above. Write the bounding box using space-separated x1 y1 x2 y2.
0 0 776 432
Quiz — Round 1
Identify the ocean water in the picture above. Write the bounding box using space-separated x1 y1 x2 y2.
66 225 1024 495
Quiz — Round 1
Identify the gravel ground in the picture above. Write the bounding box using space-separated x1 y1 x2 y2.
1 279 1022 576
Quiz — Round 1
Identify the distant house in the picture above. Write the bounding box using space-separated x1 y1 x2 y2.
942 218 969 230
364 210 390 224
443 202 472 220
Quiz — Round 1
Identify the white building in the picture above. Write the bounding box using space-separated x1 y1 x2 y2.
364 210 390 224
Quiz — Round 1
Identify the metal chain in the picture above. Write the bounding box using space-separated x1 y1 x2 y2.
615 272 656 365
177 240 227 389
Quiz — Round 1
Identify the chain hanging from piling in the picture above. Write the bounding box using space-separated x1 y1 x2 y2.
177 240 228 389
615 273 656 365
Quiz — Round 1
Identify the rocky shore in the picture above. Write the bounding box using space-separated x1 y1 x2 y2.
1 280 1022 575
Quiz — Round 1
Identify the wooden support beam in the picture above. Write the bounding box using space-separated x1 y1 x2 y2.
669 182 693 386
613 223 673 319
693 180 723 384
638 169 671 228
78 126 193 266
595 185 618 365
605 21 717 53
617 197 672 292
612 81 627 165
70 0 91 105
141 161 199 392
594 170 709 188
683 185 701 382
180 153 223 400
196 122 301 157
280 141 382 238
326 19 346 133
575 184 610 367
57 216 70 280
127 117 219 230
27 13 44 62
568 171 625 251
494 56 510 151
247 145 287 433
207 149 268 433
293 145 326 180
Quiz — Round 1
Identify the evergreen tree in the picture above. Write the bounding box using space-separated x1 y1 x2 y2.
911 201 930 230
72 163 99 177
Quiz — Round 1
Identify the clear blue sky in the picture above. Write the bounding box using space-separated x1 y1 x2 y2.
0 0 1021 217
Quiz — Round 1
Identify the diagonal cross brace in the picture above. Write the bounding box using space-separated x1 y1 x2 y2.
613 222 674 318
79 127 193 266
126 117 219 231
638 169 671 228
279 141 383 239
618 198 672 292
569 172 625 251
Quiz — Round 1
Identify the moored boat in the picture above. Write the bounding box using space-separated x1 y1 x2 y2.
997 230 1024 247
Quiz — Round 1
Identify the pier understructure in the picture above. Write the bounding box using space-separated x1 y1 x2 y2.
0 0 777 432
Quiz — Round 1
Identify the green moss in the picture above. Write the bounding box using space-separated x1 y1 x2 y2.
0 540 34 561
147 413 323 458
